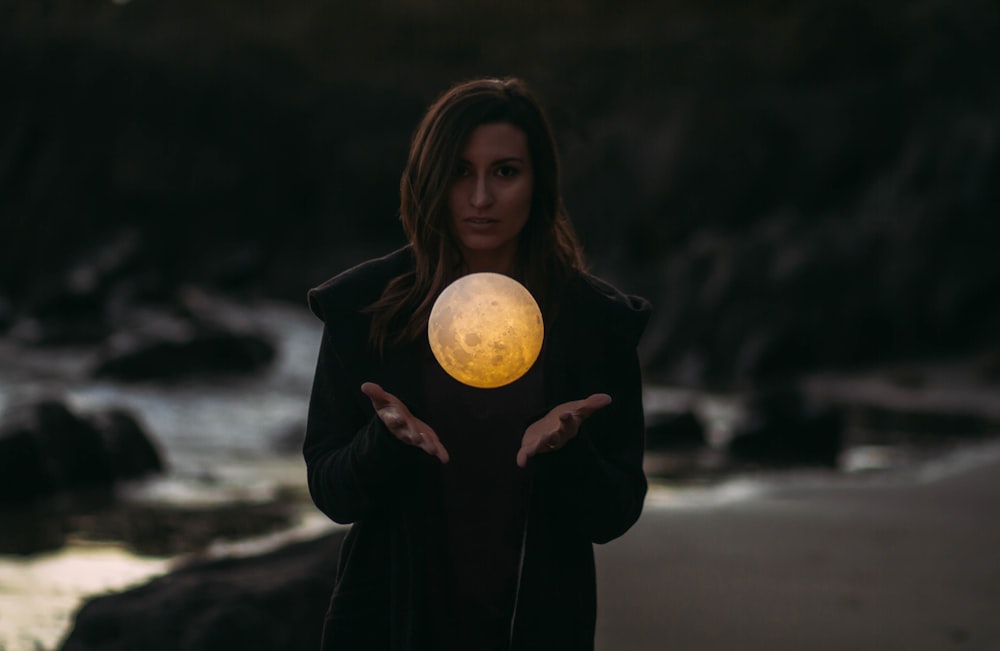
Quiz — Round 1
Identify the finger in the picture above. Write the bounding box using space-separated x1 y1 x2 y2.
360 382 394 409
587 393 613 408
414 429 450 464
516 433 544 468
553 411 579 438
429 439 450 464
516 430 558 468
575 393 612 416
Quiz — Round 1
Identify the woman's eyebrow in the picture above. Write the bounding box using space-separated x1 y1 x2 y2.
457 156 526 165
492 157 525 165
458 156 524 165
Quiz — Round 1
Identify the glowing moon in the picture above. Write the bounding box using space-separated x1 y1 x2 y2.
428 273 544 389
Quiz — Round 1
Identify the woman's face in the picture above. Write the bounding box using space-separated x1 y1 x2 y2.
448 122 534 274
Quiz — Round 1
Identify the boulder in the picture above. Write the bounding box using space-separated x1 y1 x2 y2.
727 386 844 467
644 410 706 451
91 408 166 479
0 400 164 505
849 404 998 443
92 325 275 381
9 230 144 347
59 531 344 651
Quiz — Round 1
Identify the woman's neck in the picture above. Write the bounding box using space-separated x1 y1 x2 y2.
461 249 518 276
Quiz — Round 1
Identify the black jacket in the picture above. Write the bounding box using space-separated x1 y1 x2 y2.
304 247 651 651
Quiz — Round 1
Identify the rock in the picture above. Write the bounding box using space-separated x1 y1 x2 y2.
59 531 345 651
8 310 112 348
75 499 298 557
0 401 111 503
10 230 144 347
91 408 165 479
0 400 164 505
644 410 706 451
727 386 844 467
848 404 998 442
92 326 275 381
87 286 277 381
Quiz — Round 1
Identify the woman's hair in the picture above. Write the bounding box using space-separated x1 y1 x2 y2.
367 76 585 352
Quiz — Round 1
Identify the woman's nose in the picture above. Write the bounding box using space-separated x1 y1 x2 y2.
470 176 493 208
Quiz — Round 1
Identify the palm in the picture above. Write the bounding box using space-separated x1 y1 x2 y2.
361 382 450 464
516 393 611 468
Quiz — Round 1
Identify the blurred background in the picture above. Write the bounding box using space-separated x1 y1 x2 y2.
2 0 1000 649
3 0 999 387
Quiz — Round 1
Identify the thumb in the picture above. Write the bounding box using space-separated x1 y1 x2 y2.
577 393 612 416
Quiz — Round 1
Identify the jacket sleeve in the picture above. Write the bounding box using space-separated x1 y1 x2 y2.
532 281 651 544
535 334 647 544
303 325 424 525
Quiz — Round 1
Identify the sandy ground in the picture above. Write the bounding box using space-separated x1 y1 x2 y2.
596 441 1000 651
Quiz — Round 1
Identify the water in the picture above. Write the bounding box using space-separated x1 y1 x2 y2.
0 295 329 651
0 295 321 481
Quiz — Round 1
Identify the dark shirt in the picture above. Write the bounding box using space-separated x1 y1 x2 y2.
420 338 544 651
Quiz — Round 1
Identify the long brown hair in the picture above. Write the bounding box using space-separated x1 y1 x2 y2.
367 77 585 352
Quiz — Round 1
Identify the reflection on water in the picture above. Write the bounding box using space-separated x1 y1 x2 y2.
0 544 170 651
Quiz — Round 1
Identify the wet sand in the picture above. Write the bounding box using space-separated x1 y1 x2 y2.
596 442 1000 651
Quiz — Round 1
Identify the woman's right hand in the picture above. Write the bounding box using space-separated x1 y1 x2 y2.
360 382 450 464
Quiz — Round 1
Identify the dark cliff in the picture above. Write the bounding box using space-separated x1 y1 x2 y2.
2 0 998 387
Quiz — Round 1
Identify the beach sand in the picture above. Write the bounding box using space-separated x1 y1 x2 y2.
596 442 1000 651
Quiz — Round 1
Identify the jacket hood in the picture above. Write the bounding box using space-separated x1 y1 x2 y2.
567 273 652 348
307 247 414 323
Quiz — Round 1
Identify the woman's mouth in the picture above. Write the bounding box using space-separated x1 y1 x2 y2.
464 217 499 228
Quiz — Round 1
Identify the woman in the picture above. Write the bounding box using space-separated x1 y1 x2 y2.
304 77 650 651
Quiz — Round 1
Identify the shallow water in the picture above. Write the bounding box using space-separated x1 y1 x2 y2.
0 296 320 477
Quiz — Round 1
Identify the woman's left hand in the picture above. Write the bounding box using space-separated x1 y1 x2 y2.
516 393 612 468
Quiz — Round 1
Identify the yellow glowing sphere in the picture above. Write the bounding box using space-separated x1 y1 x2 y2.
428 273 544 389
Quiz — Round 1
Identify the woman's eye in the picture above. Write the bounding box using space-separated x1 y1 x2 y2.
496 165 519 178
455 166 471 178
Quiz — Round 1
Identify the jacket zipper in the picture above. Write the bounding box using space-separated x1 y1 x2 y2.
507 479 533 650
